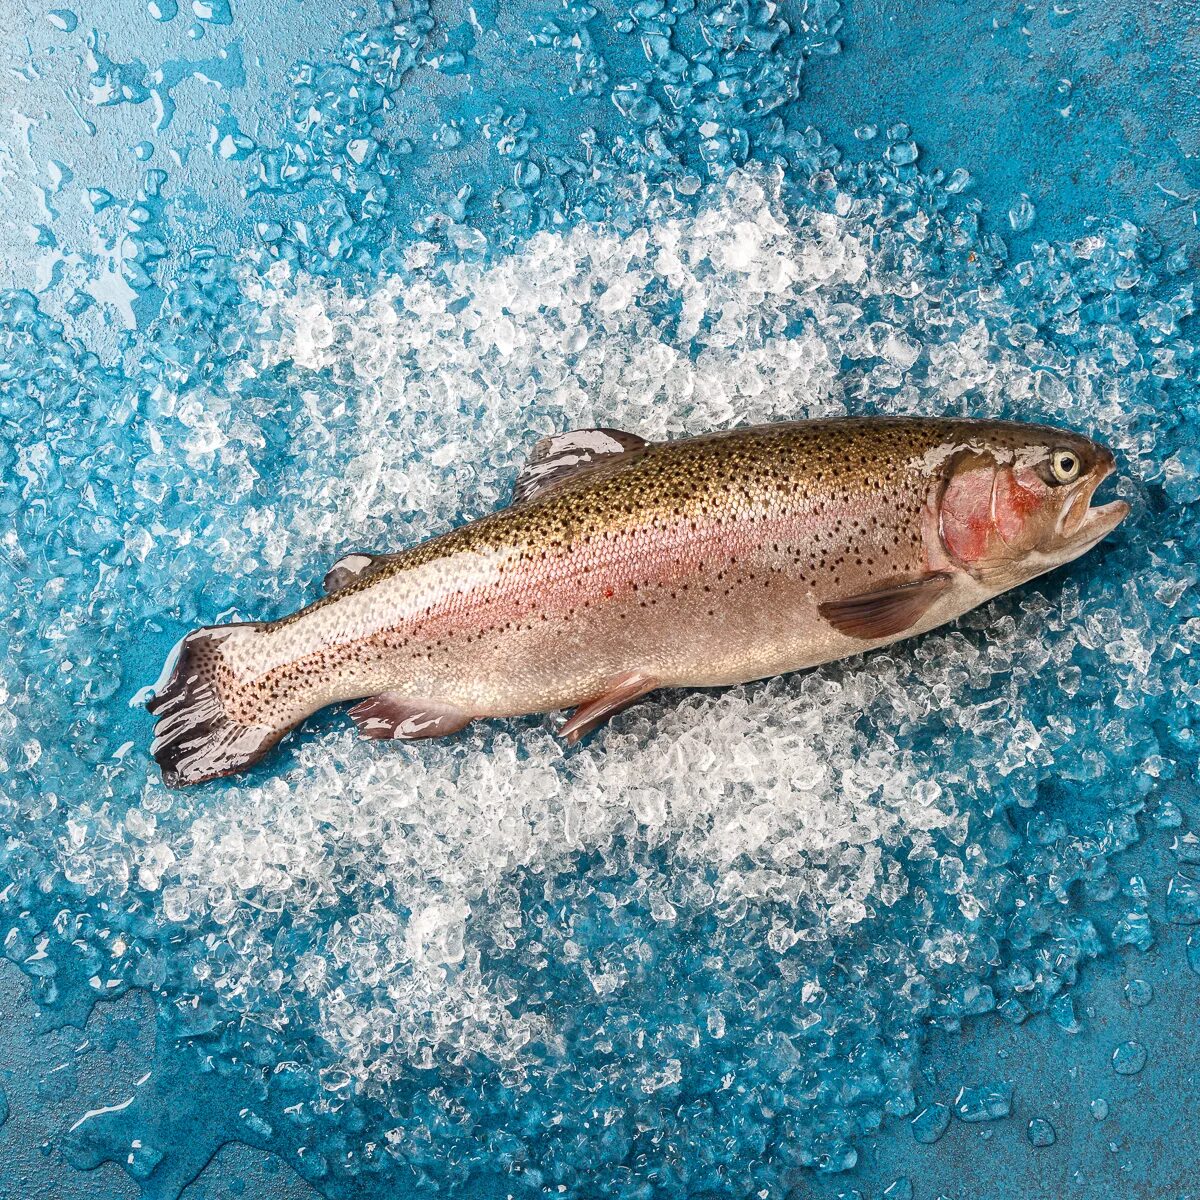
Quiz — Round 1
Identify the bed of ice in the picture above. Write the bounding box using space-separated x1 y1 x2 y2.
2 0 1198 1195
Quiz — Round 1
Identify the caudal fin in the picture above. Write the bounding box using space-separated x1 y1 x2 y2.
146 625 285 787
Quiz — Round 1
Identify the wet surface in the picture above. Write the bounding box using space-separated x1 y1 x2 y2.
1 0 1198 1196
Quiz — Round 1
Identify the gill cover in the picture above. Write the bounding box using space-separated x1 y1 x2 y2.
939 455 1048 566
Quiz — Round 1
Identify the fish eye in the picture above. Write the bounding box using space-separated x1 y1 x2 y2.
1051 448 1081 483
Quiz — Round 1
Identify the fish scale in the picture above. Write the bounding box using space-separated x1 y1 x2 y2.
147 416 1127 786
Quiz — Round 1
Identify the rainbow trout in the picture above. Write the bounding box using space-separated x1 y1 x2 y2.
148 417 1128 786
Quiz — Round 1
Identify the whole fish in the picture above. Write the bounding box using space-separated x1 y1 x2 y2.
148 417 1128 786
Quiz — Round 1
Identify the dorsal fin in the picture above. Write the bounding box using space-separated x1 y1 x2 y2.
511 427 648 505
323 552 388 594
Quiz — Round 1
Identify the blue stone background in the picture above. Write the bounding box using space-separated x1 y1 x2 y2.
1 0 1198 1196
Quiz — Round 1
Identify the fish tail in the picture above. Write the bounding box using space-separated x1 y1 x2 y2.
146 623 289 787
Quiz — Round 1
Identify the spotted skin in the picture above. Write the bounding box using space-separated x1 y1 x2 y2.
147 417 1128 785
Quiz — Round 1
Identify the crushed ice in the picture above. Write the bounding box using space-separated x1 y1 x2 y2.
8 168 1197 1186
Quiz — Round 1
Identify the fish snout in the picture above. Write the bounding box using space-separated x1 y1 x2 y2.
1055 456 1129 547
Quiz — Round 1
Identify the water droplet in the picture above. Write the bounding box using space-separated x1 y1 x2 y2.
1027 1117 1056 1147
45 160 74 194
127 1141 164 1180
147 0 178 19
853 124 877 141
132 141 155 162
953 1081 1013 1123
1009 194 1036 232
1124 978 1152 1006
1090 1098 1109 1120
191 0 232 22
911 1101 951 1144
882 1179 913 1200
1111 1041 1147 1075
1166 871 1200 924
1187 933 1200 974
47 8 78 30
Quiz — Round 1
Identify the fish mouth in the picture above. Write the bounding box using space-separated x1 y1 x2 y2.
1055 458 1129 551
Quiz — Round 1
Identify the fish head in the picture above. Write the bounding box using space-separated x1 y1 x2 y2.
936 423 1129 589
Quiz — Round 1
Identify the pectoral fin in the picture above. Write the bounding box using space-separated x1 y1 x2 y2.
817 572 953 640
558 671 658 745
349 693 472 740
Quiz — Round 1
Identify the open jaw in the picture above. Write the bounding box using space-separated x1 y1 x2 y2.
1057 460 1130 551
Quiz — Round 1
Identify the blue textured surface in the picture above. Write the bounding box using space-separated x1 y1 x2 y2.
2 0 1199 1197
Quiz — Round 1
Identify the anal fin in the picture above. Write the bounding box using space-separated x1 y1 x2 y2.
558 671 658 745
349 692 472 740
817 571 953 640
